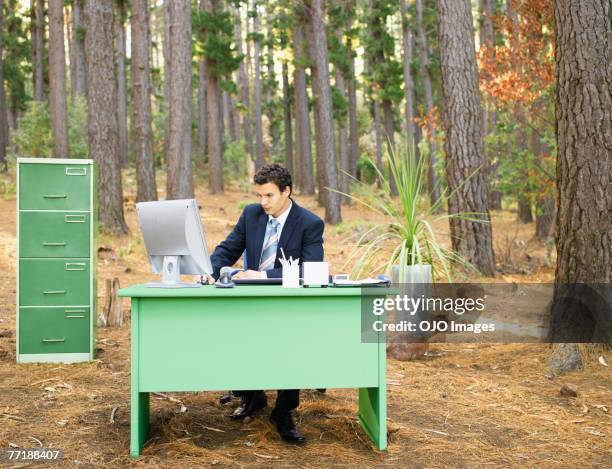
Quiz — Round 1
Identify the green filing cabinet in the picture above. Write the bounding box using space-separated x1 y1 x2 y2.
17 158 97 363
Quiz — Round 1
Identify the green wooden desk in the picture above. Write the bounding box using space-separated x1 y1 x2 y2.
118 285 387 457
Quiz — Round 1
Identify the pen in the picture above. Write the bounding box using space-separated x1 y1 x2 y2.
281 248 288 264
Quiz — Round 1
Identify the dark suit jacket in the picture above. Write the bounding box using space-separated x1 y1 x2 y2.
210 200 324 279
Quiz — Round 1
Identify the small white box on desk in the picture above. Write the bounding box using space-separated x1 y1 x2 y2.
302 262 329 287
282 264 300 288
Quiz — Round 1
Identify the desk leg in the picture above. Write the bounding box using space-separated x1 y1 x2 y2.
359 334 387 450
359 387 387 450
130 298 150 458
131 391 150 458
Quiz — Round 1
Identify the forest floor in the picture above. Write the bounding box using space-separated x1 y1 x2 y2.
0 170 610 468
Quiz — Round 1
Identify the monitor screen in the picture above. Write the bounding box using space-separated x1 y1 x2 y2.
136 199 213 277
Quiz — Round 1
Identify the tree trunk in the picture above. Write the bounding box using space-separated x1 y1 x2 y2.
282 61 293 175
265 26 278 157
411 32 422 166
84 0 127 234
373 99 383 187
217 84 225 149
549 0 612 366
480 0 502 209
48 0 70 157
162 0 171 165
334 31 349 204
305 0 341 224
32 0 45 101
417 0 441 208
131 0 157 202
202 0 223 193
224 91 237 142
292 19 314 194
71 0 87 100
346 14 359 181
517 196 533 223
400 0 415 147
234 5 252 159
115 0 128 168
166 0 194 199
67 3 74 101
437 0 496 277
531 118 554 241
252 0 264 170
535 195 555 241
0 0 7 171
245 3 252 80
198 59 207 158
553 0 611 284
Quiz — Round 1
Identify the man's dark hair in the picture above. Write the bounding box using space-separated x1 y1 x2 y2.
254 164 292 195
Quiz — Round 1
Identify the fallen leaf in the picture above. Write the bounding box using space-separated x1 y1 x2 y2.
598 356 608 367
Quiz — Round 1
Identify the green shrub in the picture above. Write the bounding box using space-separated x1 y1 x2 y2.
223 138 248 181
11 97 89 159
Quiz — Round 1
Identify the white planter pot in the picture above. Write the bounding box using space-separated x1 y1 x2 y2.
388 264 432 353
391 263 431 284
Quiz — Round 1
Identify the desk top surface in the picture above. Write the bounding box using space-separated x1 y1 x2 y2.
118 284 385 298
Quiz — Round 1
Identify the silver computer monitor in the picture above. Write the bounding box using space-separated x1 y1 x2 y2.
136 199 213 287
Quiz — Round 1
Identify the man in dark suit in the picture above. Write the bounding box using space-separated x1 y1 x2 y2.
201 164 324 444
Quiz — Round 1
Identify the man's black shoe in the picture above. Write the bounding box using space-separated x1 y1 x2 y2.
270 410 306 444
229 392 267 420
219 392 234 405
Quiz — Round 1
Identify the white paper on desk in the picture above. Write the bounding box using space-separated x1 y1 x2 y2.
333 277 388 286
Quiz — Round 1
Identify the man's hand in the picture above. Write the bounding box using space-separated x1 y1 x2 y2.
194 274 215 285
232 269 264 280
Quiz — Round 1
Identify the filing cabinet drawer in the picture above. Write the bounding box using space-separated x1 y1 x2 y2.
19 259 90 306
19 307 90 354
20 211 90 258
19 163 91 210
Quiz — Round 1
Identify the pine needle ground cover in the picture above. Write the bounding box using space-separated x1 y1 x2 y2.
0 181 609 468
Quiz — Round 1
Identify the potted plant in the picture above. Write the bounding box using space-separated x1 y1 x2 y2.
340 144 477 284
337 145 483 359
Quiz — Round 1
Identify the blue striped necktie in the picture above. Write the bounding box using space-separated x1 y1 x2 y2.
258 218 281 272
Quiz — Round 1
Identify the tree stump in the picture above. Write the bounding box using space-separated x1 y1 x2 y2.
98 277 123 327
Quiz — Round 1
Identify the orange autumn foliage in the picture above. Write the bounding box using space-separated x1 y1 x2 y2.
477 0 554 109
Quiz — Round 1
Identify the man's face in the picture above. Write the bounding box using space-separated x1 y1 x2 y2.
255 182 291 218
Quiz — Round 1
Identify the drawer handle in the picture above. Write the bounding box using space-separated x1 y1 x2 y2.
66 167 87 176
65 262 86 271
65 309 86 313
42 338 66 343
43 242 66 247
43 290 66 295
43 194 67 199
65 215 86 223
65 314 85 319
